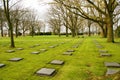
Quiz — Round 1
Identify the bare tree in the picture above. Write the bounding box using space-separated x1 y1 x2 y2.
54 0 120 42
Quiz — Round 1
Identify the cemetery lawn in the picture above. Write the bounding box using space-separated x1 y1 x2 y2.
0 36 120 80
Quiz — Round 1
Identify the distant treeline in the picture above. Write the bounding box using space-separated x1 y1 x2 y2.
34 32 84 35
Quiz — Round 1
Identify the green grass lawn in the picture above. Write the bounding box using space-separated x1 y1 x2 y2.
0 36 120 80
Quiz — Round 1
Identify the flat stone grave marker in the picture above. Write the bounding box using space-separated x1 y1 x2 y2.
106 69 120 76
45 42 50 44
0 64 5 68
31 51 40 54
54 44 59 47
34 44 40 46
40 49 47 52
63 52 72 55
36 68 56 76
104 62 120 68
66 50 75 52
72 45 78 48
30 45 36 48
16 48 24 50
96 45 103 48
49 46 55 48
9 58 23 62
61 42 65 44
100 53 112 57
50 60 64 65
99 50 108 53
6 50 15 53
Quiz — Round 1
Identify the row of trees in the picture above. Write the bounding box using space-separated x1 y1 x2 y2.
0 0 45 47
47 0 120 42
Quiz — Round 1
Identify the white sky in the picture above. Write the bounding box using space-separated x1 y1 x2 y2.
21 0 53 21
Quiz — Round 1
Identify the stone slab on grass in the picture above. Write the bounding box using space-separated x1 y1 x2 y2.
16 48 24 50
49 46 55 48
6 50 15 53
36 68 56 76
30 46 36 48
66 50 75 52
99 50 108 53
72 45 79 48
96 45 103 48
34 44 40 46
9 58 23 62
31 51 40 54
50 60 64 65
40 49 47 52
63 52 72 55
100 53 112 57
45 42 50 44
0 64 5 68
106 69 120 76
104 62 120 68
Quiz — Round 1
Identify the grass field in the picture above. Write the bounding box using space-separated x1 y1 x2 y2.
0 36 120 80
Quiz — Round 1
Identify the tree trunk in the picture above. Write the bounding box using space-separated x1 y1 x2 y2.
8 21 15 47
0 21 4 37
88 26 91 36
66 26 69 37
71 29 75 37
107 20 114 42
58 29 61 37
101 26 107 38
15 20 19 38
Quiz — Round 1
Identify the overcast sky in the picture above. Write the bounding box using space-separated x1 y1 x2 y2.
21 0 53 21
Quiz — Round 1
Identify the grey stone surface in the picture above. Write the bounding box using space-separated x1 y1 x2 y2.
66 50 75 52
6 50 15 53
31 51 40 54
45 42 50 44
0 64 5 68
61 42 65 44
50 60 64 65
104 62 120 67
17 48 24 50
9 58 23 62
54 44 59 47
35 44 40 46
99 50 108 53
49 46 55 48
106 69 120 76
96 45 103 48
72 45 78 48
36 68 56 76
40 49 47 52
63 52 72 55
100 53 112 57
30 45 36 48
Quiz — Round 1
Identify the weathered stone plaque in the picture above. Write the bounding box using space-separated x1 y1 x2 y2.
66 50 75 52
96 45 103 48
106 69 120 76
104 62 120 68
6 50 15 53
35 44 40 46
63 52 72 55
49 46 55 48
100 53 112 57
40 49 47 52
36 68 56 76
99 50 108 53
9 58 23 62
31 51 40 54
72 45 78 48
17 48 24 50
0 64 5 68
50 60 64 65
